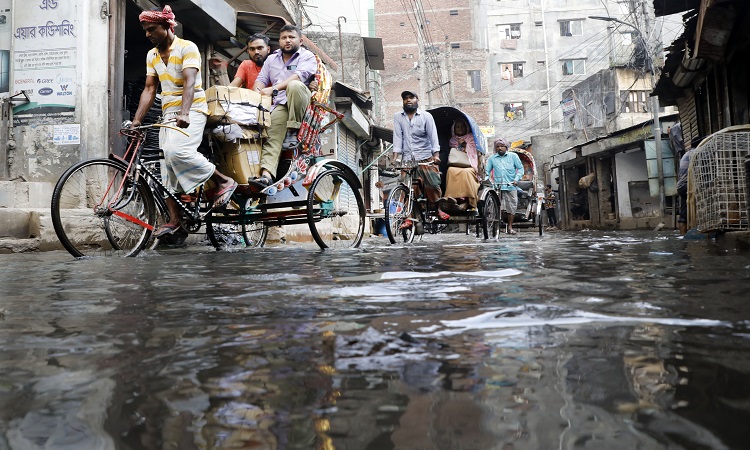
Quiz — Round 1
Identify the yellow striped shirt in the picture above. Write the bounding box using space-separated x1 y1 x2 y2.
146 37 208 115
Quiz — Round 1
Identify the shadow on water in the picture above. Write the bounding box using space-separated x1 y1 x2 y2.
1 230 750 449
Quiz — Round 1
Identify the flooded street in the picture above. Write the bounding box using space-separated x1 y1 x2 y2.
2 230 750 449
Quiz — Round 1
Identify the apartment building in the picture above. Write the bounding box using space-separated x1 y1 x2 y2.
488 0 643 141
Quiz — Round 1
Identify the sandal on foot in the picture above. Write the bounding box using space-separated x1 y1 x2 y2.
399 219 413 230
212 181 238 209
249 176 273 188
507 229 517 235
154 223 182 238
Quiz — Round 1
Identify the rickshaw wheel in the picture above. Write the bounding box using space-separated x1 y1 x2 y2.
306 168 365 249
482 190 501 240
206 198 268 250
384 185 415 244
535 201 544 237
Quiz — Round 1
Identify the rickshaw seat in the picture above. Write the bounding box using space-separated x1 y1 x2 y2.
517 180 534 191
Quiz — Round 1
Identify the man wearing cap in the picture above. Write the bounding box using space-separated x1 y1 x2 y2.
229 33 271 88
486 138 524 234
392 90 449 223
131 6 238 238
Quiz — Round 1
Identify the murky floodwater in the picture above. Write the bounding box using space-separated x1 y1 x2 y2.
2 231 750 449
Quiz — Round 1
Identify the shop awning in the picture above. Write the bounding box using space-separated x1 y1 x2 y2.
371 125 393 143
170 0 236 41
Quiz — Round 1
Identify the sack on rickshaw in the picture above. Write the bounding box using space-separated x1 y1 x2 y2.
205 86 273 127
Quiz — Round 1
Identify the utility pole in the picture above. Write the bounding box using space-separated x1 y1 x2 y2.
338 16 347 83
589 13 666 216
640 0 666 217
540 0 553 133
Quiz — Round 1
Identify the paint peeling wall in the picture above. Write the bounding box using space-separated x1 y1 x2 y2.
2 0 109 199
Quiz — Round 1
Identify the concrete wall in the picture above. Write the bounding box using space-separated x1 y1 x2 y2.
305 31 366 89
1 0 109 206
615 150 649 219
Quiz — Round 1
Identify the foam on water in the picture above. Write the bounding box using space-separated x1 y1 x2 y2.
417 304 731 337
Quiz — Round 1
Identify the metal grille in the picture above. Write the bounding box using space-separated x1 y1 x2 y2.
691 129 749 232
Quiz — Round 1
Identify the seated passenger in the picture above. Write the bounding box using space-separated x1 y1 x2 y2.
252 25 316 185
444 118 480 210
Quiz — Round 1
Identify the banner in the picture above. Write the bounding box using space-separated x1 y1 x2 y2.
561 98 576 117
12 0 77 125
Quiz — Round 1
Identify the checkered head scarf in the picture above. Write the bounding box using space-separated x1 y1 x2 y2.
139 5 177 33
494 137 510 150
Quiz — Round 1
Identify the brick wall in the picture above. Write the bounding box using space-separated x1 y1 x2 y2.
374 0 491 128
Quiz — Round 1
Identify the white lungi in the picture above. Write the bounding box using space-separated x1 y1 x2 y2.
159 111 213 194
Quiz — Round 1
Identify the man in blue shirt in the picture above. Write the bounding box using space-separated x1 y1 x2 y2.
392 90 449 223
486 138 524 234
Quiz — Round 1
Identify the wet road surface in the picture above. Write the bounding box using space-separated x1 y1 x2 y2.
2 230 750 449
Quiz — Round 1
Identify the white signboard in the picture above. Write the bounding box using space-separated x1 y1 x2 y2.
12 0 77 125
53 123 79 145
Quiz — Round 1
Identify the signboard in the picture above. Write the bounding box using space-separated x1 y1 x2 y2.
479 125 495 138
53 123 79 145
12 0 77 125
561 98 576 117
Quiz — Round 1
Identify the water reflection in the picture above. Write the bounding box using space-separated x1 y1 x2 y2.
1 231 749 449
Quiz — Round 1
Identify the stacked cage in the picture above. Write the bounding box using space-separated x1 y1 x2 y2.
691 130 749 232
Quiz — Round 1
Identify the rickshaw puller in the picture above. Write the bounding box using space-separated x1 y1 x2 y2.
392 90 450 227
486 138 524 234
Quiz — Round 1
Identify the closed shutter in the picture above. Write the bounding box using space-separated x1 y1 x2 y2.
336 127 361 217
677 92 698 145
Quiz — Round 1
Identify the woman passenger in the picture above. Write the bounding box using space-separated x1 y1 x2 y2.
444 118 480 210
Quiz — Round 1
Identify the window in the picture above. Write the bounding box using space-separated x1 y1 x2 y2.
449 9 458 15
499 23 521 40
535 21 543 27
500 62 524 78
537 60 546 69
468 70 481 91
622 90 649 113
451 43 460 49
503 102 525 121
559 20 582 36
402 54 407 59
541 100 549 106
561 59 585 75
400 22 405 27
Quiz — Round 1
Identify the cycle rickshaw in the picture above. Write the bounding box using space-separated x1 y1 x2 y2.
506 147 545 236
383 106 501 243
51 67 366 257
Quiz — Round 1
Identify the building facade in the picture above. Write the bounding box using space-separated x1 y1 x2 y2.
373 0 492 127
487 0 648 142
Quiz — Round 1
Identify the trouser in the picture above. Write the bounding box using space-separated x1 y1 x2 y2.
546 208 557 226
261 80 312 177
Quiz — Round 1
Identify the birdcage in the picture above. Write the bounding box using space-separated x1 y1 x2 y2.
691 126 750 232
